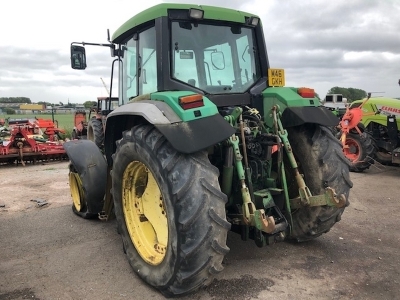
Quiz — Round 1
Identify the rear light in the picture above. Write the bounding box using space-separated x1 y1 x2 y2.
179 94 204 110
298 87 315 98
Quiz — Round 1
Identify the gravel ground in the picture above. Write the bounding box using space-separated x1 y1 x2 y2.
0 161 399 300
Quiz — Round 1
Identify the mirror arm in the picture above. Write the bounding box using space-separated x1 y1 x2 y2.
71 42 118 57
72 41 114 48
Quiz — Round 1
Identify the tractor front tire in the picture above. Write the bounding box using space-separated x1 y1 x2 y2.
286 124 353 242
64 140 107 219
344 132 376 172
112 125 230 297
87 119 104 148
69 164 102 219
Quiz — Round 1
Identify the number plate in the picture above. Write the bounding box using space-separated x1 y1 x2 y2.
268 68 285 87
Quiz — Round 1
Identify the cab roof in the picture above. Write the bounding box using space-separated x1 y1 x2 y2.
112 3 257 42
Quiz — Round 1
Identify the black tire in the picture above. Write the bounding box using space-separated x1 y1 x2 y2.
329 125 340 137
286 124 353 242
344 132 376 172
87 119 104 148
64 140 107 219
112 125 230 297
71 129 77 140
69 164 100 219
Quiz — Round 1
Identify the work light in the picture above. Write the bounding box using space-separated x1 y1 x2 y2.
247 16 259 26
189 8 204 20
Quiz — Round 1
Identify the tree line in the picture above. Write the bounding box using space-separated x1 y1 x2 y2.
0 97 32 103
327 87 367 102
0 98 96 109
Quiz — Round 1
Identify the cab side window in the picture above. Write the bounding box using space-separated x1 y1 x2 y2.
121 26 157 103
139 27 157 95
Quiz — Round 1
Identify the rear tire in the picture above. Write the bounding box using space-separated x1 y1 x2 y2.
112 125 230 297
286 124 353 242
87 119 104 148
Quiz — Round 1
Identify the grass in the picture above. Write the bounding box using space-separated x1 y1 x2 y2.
2 114 74 129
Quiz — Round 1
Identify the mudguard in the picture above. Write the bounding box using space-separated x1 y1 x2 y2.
154 113 235 153
63 140 107 213
104 100 235 161
281 106 339 127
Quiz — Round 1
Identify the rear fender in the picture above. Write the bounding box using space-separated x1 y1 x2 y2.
281 106 339 127
104 100 235 166
262 87 338 127
63 140 107 213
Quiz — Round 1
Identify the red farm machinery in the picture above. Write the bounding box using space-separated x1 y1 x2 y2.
0 118 67 166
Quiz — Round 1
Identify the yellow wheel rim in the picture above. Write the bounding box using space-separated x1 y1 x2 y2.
69 172 83 212
122 161 168 265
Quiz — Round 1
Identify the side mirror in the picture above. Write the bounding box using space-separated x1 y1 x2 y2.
71 45 87 70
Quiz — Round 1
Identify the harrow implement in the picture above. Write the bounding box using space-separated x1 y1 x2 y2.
0 118 67 166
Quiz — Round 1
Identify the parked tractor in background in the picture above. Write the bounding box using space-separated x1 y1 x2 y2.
71 97 118 148
87 96 118 148
65 3 352 297
71 109 88 140
349 96 400 165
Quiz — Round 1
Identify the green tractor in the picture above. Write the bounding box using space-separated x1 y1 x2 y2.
349 97 400 165
65 3 352 297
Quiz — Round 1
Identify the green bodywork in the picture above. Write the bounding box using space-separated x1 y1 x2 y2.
151 91 218 122
112 3 255 42
350 97 400 128
262 87 321 128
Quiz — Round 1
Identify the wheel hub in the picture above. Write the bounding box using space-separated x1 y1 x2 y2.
122 161 168 265
348 144 357 154
344 138 361 161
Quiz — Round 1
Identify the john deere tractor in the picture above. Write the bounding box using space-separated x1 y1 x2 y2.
66 3 352 297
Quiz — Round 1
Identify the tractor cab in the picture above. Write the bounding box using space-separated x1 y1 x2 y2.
71 4 271 108
93 96 119 117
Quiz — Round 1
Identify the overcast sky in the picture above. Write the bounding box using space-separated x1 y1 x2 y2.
1 0 399 104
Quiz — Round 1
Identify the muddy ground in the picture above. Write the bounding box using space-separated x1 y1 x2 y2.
0 161 399 300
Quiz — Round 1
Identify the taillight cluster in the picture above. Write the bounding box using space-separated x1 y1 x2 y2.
297 87 315 98
179 94 204 110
